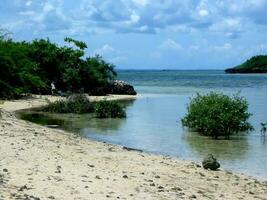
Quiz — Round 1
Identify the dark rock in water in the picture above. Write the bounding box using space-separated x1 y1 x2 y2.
89 80 137 96
202 154 220 170
108 80 137 95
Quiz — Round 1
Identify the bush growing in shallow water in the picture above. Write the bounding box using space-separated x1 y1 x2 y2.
94 100 126 118
44 94 93 114
181 92 253 139
44 94 126 118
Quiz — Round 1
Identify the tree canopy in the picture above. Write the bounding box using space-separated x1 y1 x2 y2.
0 36 116 99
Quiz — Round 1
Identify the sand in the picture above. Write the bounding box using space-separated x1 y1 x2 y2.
0 95 266 200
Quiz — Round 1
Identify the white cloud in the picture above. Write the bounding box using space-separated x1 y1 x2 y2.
199 9 209 17
132 0 149 6
93 44 115 55
25 1 32 7
160 39 182 51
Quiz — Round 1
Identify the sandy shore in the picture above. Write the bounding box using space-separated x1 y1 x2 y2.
0 95 266 200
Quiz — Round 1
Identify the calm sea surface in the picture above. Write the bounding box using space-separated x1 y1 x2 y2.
22 70 267 180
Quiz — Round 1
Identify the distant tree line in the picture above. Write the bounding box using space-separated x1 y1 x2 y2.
225 55 267 73
0 31 116 99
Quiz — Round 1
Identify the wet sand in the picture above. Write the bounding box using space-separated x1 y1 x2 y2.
0 95 266 200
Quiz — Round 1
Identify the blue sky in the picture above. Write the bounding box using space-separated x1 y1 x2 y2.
1 0 267 69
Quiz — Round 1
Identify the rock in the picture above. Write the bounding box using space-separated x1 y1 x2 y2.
108 80 137 95
189 194 197 199
90 80 137 96
122 175 128 179
202 154 220 170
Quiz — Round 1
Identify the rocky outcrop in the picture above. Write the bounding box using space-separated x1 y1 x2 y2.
108 80 137 95
202 154 220 170
89 80 137 96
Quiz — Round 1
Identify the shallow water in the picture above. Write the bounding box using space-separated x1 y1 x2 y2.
19 70 267 180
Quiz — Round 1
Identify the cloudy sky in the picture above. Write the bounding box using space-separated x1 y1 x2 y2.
1 0 267 69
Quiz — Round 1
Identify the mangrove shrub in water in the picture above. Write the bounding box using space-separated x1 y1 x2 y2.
44 94 94 114
44 95 126 118
94 100 126 118
181 92 253 139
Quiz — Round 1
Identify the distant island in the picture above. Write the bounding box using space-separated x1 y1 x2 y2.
225 55 267 73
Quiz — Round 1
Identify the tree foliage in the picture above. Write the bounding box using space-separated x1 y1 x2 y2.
182 92 253 139
0 37 116 99
225 55 267 73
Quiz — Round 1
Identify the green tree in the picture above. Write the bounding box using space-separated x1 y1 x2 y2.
0 36 117 99
182 92 253 139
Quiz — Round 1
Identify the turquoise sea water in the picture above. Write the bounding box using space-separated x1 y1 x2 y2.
21 70 267 180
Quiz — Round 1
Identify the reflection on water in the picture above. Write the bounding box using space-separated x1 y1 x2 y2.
17 100 134 136
184 131 249 162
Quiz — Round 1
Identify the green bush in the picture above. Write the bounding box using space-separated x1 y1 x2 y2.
94 100 126 118
181 92 253 139
44 94 93 114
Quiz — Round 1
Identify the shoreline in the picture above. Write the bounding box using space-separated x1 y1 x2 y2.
0 95 266 199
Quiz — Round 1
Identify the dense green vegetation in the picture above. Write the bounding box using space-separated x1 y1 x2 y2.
44 94 126 118
182 92 253 139
94 100 126 118
225 55 267 73
0 34 116 99
43 94 94 114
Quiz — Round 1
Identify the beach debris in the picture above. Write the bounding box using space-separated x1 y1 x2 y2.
189 194 197 199
18 185 29 192
202 154 220 170
87 164 95 168
108 147 116 152
45 125 60 128
122 146 143 152
55 166 61 173
122 175 128 179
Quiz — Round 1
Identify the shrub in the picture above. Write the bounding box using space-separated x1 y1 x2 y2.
44 94 93 114
94 100 126 118
181 92 253 139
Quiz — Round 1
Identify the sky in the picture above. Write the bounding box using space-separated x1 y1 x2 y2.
1 0 267 69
